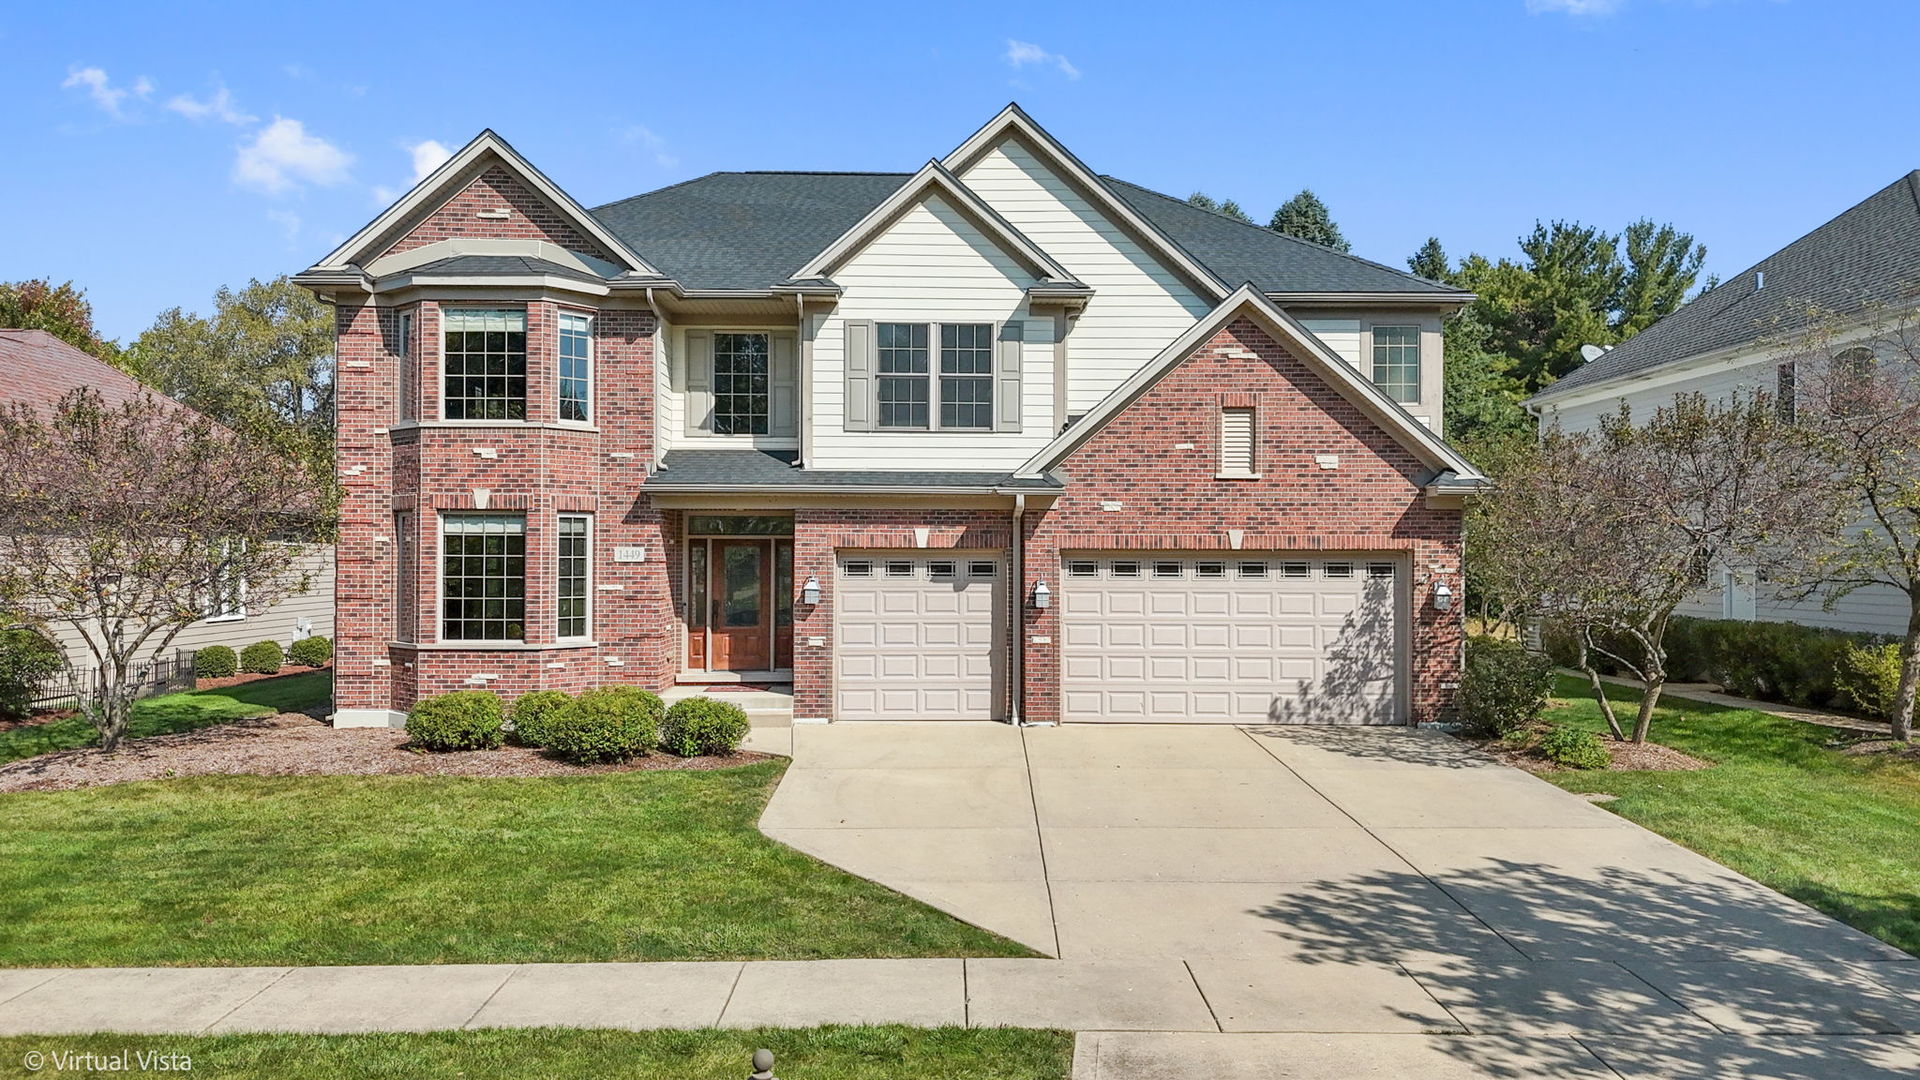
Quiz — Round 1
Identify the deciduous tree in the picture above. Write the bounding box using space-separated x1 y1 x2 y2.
0 279 116 360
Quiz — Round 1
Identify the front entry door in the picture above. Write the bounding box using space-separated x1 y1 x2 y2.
710 540 771 671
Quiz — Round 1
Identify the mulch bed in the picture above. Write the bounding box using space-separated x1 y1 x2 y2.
0 713 769 793
193 662 331 691
1837 738 1920 761
1472 730 1711 776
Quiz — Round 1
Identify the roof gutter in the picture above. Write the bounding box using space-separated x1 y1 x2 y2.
1266 291 1476 308
643 482 1061 497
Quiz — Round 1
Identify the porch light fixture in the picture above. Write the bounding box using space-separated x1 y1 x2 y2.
801 576 821 605
1032 580 1052 609
1433 581 1454 611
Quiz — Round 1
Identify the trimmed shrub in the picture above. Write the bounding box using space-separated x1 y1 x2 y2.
0 629 63 722
288 635 333 668
406 690 506 751
1539 725 1610 770
543 686 663 763
1836 642 1904 722
1457 635 1553 738
193 644 238 680
508 689 574 748
660 696 751 757
239 640 284 675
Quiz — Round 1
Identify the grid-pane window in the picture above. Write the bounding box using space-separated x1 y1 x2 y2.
557 514 589 639
940 323 994 429
1371 325 1420 404
1776 362 1797 424
558 313 591 422
441 515 526 641
877 322 930 429
713 332 769 434
442 309 528 420
394 511 415 641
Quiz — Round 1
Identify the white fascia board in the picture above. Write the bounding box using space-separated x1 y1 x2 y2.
1269 291 1475 308
942 104 1230 302
310 130 660 276
1013 284 1486 482
791 159 1076 284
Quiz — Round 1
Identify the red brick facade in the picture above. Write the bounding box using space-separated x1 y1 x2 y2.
379 164 617 263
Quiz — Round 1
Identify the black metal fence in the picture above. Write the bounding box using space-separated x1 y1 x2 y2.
30 651 195 712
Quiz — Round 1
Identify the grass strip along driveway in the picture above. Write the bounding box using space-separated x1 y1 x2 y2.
0 1028 1074 1080
1544 674 1920 957
0 670 334 764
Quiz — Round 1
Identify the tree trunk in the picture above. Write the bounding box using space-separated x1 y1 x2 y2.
1893 602 1920 743
1574 629 1627 741
1633 677 1664 744
90 658 135 753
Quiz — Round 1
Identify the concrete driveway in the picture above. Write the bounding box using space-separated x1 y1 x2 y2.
762 722 1920 1078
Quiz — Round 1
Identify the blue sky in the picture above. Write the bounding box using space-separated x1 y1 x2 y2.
5 0 1916 342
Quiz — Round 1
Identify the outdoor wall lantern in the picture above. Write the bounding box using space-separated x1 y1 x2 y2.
1032 580 1052 609
800 576 821 605
1433 581 1455 611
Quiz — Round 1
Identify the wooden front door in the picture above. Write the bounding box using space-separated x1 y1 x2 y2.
710 540 772 671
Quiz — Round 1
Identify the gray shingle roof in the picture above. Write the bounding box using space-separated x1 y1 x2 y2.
1538 171 1920 400
1100 178 1462 296
648 449 1061 490
588 171 1458 298
408 254 604 282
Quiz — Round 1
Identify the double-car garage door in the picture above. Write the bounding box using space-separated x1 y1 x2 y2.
832 549 1404 724
1059 554 1404 725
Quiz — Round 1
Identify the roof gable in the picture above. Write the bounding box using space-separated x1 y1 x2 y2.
310 130 660 276
943 104 1230 302
792 160 1078 285
1016 285 1484 482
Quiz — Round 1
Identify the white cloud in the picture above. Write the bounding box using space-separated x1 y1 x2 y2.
408 139 452 181
1005 40 1080 79
266 208 302 245
371 185 399 206
62 66 152 118
1525 0 1624 14
234 116 353 194
166 85 255 125
619 125 677 168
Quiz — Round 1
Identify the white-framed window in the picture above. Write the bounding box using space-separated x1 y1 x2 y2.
558 312 592 423
442 309 528 420
1371 325 1420 404
876 321 993 430
396 310 416 422
557 513 590 639
394 511 415 642
713 332 770 434
204 539 248 622
1776 361 1797 424
1220 406 1257 477
440 514 526 641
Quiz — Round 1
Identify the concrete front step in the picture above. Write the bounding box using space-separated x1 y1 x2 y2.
661 685 793 723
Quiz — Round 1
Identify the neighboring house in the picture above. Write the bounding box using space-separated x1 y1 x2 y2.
1528 171 1920 636
0 328 335 670
297 105 1485 728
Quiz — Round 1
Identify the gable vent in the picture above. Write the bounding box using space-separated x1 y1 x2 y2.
1219 407 1257 478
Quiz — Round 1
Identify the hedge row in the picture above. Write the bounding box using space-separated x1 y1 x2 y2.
194 636 333 680
1542 615 1894 714
404 686 751 762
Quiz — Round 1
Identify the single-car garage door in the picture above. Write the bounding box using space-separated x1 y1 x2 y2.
835 552 1005 721
1059 554 1404 724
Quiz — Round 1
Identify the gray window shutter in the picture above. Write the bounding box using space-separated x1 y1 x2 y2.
770 332 798 438
844 320 874 432
685 330 713 435
995 320 1024 432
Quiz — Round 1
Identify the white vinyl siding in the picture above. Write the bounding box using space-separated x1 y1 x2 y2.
1299 319 1362 366
957 137 1213 414
811 192 1054 469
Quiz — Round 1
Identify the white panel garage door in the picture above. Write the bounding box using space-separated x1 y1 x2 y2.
835 553 1005 721
1060 554 1403 724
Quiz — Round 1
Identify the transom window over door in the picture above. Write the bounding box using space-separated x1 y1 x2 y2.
443 309 528 420
876 322 993 430
441 514 526 641
558 312 591 422
713 332 769 434
1371 325 1420 404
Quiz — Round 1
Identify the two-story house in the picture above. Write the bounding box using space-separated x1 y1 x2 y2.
298 105 1485 728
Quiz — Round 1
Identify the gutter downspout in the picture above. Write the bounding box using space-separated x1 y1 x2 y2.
1010 492 1025 726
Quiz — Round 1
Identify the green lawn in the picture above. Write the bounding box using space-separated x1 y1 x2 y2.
0 1028 1073 1080
0 760 1036 967
1544 674 1920 956
0 670 333 764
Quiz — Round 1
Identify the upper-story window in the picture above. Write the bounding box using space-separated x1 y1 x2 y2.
443 309 527 420
713 332 770 435
396 310 416 422
558 312 592 423
1371 325 1420 404
876 322 993 430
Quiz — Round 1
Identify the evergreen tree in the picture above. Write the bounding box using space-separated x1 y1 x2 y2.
1186 192 1252 224
1269 189 1349 252
1408 237 1451 283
